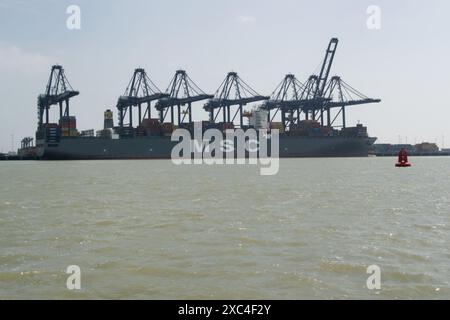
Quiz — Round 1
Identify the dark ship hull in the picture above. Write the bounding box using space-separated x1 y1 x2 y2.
36 135 376 160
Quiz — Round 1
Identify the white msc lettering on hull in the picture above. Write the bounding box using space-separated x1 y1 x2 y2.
171 126 279 176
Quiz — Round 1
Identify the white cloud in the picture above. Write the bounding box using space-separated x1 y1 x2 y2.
237 15 256 23
0 45 54 73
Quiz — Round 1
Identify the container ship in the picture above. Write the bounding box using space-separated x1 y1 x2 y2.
32 38 380 160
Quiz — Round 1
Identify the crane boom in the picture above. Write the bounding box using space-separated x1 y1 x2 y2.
314 38 339 99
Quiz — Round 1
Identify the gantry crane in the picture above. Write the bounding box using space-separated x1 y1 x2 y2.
321 76 381 128
204 72 269 127
265 38 380 131
155 70 213 125
21 137 34 149
117 68 168 128
308 38 380 127
262 74 328 131
37 65 79 129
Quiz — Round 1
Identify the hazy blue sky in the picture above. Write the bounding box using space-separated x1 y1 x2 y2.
0 0 449 151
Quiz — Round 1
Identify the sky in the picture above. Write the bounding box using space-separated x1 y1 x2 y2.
0 0 449 152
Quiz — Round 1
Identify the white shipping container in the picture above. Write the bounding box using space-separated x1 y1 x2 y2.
249 109 268 129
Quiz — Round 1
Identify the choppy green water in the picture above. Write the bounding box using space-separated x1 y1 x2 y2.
0 158 449 299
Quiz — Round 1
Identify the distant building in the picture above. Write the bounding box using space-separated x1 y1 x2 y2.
373 142 440 155
373 144 414 155
414 142 439 153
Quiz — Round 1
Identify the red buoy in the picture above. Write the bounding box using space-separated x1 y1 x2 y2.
395 148 411 167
